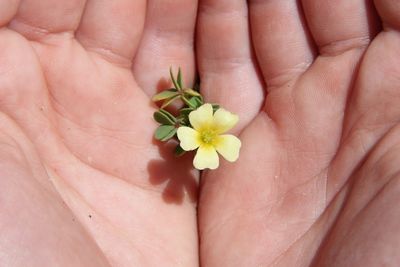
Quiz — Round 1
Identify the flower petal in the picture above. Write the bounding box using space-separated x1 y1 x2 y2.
177 127 200 151
189 103 214 131
193 145 219 170
215 135 241 162
212 108 239 134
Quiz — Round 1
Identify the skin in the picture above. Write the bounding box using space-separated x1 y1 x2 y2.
0 0 399 266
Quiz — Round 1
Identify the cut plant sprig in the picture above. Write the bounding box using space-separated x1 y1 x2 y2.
152 67 204 109
152 68 241 169
152 68 206 156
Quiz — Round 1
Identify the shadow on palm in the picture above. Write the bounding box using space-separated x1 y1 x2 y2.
148 141 198 204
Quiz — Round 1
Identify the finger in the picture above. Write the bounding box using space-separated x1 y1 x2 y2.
0 0 19 27
288 0 380 150
76 0 147 66
132 0 197 97
9 0 86 39
327 0 400 197
249 0 316 90
302 0 379 56
374 0 400 30
197 0 265 132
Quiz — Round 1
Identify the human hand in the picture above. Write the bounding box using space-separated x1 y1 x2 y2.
2 0 400 266
0 0 199 266
197 0 400 266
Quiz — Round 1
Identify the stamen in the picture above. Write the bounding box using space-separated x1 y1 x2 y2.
201 129 216 144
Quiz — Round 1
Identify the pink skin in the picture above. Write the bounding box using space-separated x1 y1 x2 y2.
0 0 399 266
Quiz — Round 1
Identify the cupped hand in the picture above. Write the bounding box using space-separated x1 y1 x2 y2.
0 0 198 266
1 0 400 266
197 0 400 266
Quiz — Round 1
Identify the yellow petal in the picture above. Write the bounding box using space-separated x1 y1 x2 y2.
189 103 213 131
193 145 219 170
212 108 239 134
177 127 200 151
215 135 241 162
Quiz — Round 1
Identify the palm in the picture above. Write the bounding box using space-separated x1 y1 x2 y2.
198 0 400 266
1 0 400 267
0 1 198 266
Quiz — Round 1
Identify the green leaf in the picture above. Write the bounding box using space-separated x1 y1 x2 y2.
188 96 203 108
174 145 186 157
182 96 197 109
161 94 181 108
170 67 180 91
179 107 194 116
212 104 220 113
153 111 176 125
159 109 177 122
184 88 201 97
177 68 183 90
154 125 177 141
152 89 179 102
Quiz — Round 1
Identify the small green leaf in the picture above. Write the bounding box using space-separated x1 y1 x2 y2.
184 88 201 97
155 125 177 141
179 107 194 116
182 96 197 109
188 96 203 108
170 67 180 91
174 145 186 157
196 96 204 105
161 94 181 108
153 111 176 125
152 89 179 102
212 104 220 113
159 109 177 122
177 68 183 90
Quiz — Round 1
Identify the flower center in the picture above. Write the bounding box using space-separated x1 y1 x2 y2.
200 129 217 145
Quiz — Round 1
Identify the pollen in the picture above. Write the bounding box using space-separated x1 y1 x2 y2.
200 129 217 144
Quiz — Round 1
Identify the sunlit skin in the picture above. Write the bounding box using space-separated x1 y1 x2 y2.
1 0 400 266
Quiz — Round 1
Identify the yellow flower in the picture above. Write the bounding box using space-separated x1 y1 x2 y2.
177 103 241 170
